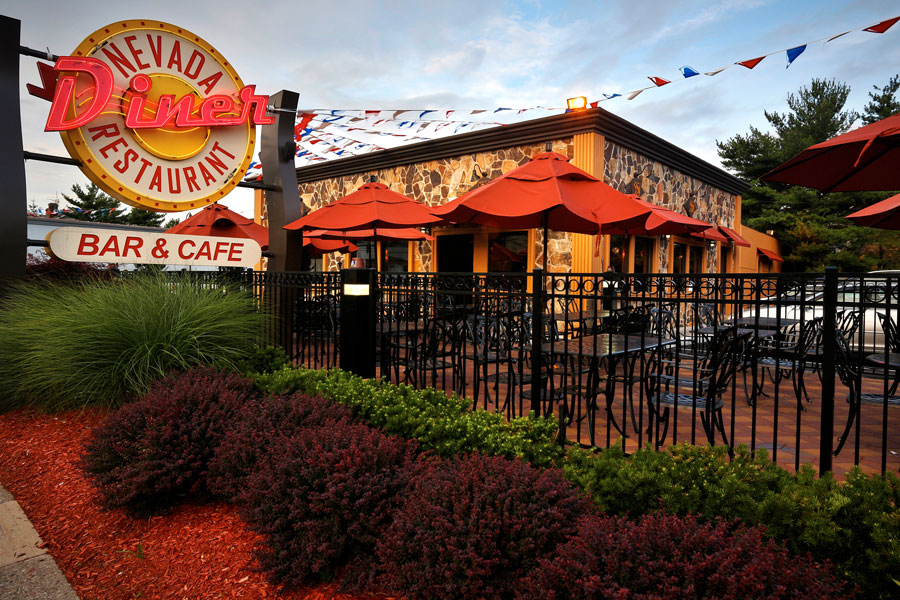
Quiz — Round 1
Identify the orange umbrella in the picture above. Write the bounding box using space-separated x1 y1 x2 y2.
433 152 650 235
284 182 444 233
166 203 269 250
761 112 900 192
600 198 716 236
305 228 434 242
846 192 900 229
303 238 358 256
432 152 653 270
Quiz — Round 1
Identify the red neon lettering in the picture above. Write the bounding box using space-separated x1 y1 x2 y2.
122 236 143 258
77 234 100 256
45 57 114 131
45 56 273 131
99 236 121 257
178 240 195 259
227 242 243 262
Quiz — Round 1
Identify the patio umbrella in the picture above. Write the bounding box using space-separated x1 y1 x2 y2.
846 192 900 229
303 237 358 256
305 228 434 242
600 198 717 237
761 112 900 192
284 181 445 233
166 203 269 249
431 152 654 270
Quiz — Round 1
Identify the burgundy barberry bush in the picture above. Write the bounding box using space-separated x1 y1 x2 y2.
82 366 258 514
207 392 354 499
377 452 594 600
519 512 850 600
239 420 418 589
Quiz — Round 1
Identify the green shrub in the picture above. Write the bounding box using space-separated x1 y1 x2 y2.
253 366 561 467
0 273 262 411
234 345 290 376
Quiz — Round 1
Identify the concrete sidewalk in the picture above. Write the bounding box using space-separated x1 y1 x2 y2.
0 484 78 599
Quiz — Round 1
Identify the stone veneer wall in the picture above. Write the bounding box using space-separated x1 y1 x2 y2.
603 141 737 272
293 139 575 271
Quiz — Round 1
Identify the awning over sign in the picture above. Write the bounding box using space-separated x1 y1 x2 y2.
718 226 750 247
757 248 784 263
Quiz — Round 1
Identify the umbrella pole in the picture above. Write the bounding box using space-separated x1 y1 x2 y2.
542 219 548 272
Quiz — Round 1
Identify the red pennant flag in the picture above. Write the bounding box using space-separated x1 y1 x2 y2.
648 76 670 87
293 113 316 140
737 56 765 69
864 16 900 33
589 101 599 108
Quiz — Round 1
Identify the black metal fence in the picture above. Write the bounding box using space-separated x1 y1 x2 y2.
198 267 900 476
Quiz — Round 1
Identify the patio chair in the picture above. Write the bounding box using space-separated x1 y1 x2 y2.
642 327 752 451
746 316 824 408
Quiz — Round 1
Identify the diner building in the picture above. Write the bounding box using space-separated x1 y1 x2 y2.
254 107 782 275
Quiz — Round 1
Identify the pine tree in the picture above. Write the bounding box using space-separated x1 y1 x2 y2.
862 74 900 124
122 207 166 228
717 78 900 272
60 183 124 222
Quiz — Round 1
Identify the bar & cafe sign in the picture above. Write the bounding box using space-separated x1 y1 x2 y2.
31 20 271 267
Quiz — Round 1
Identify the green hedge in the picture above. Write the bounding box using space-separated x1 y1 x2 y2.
252 364 900 598
253 366 561 468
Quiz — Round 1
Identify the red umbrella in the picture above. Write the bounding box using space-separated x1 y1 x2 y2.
432 152 654 270
433 152 650 234
284 182 444 233
305 228 434 242
761 112 900 192
846 192 900 229
166 203 269 250
600 198 717 236
303 238 358 256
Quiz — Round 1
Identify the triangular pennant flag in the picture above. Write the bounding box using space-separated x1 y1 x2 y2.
737 56 765 69
627 89 644 100
680 66 699 78
785 44 806 68
826 30 852 43
648 76 670 86
864 16 900 34
589 101 599 108
602 93 622 100
704 66 730 76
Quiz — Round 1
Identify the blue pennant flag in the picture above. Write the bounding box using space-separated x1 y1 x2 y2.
680 66 699 78
602 93 622 100
786 45 806 68
418 110 436 119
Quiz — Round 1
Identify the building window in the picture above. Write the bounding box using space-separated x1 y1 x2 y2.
609 235 629 272
488 231 528 273
382 241 409 272
633 236 654 273
672 241 703 273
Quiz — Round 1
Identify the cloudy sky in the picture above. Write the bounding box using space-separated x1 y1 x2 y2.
7 0 900 220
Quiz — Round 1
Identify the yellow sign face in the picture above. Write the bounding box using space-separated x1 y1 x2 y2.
56 21 259 212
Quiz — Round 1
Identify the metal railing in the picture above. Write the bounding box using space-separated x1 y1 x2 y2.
189 267 900 476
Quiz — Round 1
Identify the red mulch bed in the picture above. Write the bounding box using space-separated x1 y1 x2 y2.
0 408 397 600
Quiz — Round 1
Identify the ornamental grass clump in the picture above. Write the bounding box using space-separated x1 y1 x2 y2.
0 272 261 411
82 367 258 515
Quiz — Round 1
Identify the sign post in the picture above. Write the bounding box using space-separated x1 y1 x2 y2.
1 16 25 288
340 268 377 378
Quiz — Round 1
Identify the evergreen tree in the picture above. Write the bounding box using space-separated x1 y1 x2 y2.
717 78 900 272
60 183 124 223
122 207 166 228
862 74 900 124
